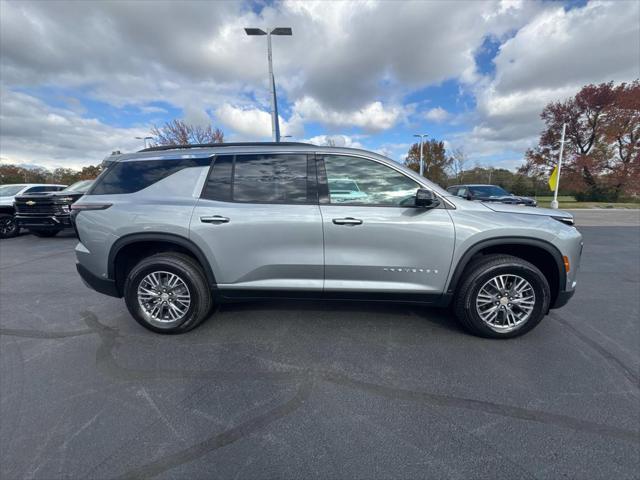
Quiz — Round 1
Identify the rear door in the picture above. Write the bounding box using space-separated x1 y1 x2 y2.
190 153 323 295
318 154 455 299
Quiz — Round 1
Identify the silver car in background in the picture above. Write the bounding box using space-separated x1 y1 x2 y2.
72 143 582 338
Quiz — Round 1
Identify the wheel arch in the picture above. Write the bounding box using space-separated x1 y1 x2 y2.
108 233 217 296
0 206 16 215
446 237 565 305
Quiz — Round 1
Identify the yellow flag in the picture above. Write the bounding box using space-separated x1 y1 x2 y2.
548 165 559 191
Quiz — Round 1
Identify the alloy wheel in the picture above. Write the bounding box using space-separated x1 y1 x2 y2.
475 274 536 333
137 270 191 327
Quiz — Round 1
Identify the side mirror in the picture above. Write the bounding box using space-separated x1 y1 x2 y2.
415 188 439 208
465 193 473 200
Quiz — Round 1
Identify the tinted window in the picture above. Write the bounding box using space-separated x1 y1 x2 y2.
202 155 233 201
468 185 510 197
233 154 308 203
90 158 209 195
63 180 93 193
0 185 26 196
323 155 420 206
25 186 62 193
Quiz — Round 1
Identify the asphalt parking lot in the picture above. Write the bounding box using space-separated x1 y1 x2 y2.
1 210 638 479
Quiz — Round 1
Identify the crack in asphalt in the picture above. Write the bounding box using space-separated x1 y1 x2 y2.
549 312 639 388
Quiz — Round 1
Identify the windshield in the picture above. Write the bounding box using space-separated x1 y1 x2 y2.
0 185 26 197
469 185 510 197
62 180 93 193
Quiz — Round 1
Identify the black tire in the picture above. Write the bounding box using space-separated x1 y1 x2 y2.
0 214 19 239
124 252 213 334
453 254 551 338
29 228 61 237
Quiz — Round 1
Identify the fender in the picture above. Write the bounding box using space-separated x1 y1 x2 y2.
445 236 566 295
108 232 217 287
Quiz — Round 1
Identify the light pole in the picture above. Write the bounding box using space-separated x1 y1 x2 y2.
413 134 428 176
136 136 153 149
245 27 292 142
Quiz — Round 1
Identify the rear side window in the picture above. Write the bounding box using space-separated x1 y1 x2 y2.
89 158 210 195
202 154 313 204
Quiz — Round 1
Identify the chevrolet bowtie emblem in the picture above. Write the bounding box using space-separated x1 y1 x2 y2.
26 200 36 206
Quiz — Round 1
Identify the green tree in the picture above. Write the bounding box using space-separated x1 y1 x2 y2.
404 139 451 187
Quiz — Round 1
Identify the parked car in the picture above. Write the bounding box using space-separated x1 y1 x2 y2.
14 180 93 237
446 184 537 206
73 142 582 338
0 183 67 238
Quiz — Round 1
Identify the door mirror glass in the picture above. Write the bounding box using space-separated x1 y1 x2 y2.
415 188 439 208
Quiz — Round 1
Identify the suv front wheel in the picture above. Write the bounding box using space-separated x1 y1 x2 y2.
0 213 19 239
124 253 213 334
453 254 551 338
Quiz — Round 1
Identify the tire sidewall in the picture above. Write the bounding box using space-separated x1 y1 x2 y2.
464 262 550 338
124 260 203 334
0 214 19 239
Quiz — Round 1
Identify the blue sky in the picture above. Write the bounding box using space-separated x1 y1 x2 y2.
0 0 638 170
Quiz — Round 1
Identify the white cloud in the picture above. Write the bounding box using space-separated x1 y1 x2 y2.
464 0 640 159
294 97 404 132
215 104 303 140
424 107 451 123
0 89 146 168
305 134 364 148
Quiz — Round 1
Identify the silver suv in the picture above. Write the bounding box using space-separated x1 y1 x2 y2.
73 143 582 338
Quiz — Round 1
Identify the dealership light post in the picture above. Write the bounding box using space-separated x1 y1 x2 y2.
413 134 428 176
245 27 292 143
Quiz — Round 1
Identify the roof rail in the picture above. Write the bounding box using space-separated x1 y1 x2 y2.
138 142 314 153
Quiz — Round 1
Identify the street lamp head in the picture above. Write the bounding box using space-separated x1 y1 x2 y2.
270 27 292 36
245 28 267 36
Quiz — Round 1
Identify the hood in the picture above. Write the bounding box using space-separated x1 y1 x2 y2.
477 195 535 205
15 191 85 203
482 202 572 219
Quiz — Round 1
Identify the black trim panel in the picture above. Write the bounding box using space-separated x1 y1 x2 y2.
217 288 443 305
77 263 120 297
446 236 566 295
551 289 574 309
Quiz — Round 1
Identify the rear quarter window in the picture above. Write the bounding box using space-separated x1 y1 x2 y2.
89 158 210 195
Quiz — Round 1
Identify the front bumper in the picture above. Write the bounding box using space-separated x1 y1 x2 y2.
551 289 575 309
16 214 72 229
76 263 121 298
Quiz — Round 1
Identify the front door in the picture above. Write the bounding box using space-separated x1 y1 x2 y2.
190 153 323 295
319 154 455 300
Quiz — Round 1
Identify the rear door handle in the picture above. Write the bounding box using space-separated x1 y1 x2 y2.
200 215 230 224
332 217 363 226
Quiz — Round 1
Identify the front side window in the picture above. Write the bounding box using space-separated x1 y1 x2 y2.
323 155 420 206
202 154 311 204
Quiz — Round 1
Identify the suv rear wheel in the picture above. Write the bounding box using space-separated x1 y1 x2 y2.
0 213 19 239
453 254 551 338
124 253 213 334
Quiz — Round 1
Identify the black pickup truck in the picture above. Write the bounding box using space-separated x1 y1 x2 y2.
14 180 93 237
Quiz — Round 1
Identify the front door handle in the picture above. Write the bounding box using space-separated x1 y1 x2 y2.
200 215 230 224
332 217 363 226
